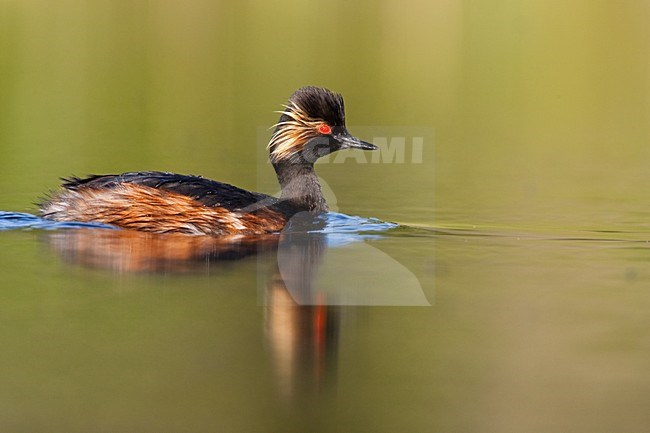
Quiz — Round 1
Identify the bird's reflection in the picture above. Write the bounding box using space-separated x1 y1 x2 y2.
265 276 340 399
46 228 279 272
263 217 340 399
44 213 340 401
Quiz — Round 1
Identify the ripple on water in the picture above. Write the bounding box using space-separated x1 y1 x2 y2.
0 211 116 231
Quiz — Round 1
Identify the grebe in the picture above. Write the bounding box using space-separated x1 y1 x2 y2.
40 86 377 235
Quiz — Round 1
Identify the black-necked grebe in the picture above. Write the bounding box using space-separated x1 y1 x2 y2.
40 86 377 235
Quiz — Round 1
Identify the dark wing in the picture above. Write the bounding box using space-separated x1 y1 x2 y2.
62 171 277 211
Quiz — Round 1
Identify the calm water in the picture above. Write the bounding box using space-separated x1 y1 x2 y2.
3 1 650 432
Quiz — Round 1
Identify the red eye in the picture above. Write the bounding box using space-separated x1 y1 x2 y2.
318 124 332 135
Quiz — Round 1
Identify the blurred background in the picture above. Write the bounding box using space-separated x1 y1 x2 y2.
2 1 650 432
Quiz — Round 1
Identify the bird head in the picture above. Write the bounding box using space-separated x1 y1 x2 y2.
268 86 377 165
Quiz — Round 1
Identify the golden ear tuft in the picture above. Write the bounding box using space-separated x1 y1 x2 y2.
268 102 322 161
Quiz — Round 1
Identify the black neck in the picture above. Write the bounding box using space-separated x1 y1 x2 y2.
272 162 328 213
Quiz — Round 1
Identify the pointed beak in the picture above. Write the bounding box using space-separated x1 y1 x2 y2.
335 130 378 151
